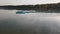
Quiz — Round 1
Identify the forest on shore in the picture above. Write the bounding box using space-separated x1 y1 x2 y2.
0 2 60 10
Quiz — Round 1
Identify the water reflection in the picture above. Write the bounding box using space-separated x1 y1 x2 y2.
0 10 60 34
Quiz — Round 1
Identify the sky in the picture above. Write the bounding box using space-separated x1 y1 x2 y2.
0 0 60 5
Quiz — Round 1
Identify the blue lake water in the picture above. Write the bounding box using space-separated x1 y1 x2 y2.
0 10 60 34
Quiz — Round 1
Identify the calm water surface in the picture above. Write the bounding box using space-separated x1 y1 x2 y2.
0 10 60 34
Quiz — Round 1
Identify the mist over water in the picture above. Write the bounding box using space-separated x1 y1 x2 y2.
0 10 60 34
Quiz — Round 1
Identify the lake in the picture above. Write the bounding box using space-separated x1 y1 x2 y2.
0 10 60 34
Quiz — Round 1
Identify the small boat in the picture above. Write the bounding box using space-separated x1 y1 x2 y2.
16 10 25 14
16 10 30 14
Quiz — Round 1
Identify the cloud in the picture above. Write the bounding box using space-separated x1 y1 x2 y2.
0 0 60 5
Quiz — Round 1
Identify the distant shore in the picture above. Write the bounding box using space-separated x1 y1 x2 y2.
0 2 60 12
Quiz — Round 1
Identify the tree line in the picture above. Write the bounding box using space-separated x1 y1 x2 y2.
0 2 60 10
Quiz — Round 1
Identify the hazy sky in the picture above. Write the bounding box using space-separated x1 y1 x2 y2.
0 0 60 5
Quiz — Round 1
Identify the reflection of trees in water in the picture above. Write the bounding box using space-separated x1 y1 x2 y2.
0 17 59 34
40 26 49 34
0 18 17 34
